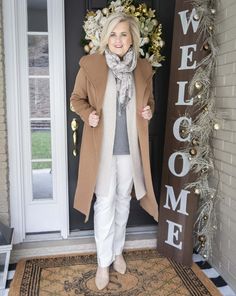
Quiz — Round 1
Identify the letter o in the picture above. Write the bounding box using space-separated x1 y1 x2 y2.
168 152 190 177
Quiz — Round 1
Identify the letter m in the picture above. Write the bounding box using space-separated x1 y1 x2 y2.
163 185 190 216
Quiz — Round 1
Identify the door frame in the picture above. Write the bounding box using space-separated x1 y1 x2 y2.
3 0 170 244
3 0 69 243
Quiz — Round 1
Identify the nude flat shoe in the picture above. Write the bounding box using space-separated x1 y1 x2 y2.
95 266 109 290
113 254 126 274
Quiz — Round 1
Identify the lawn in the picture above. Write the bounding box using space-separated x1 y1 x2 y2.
31 130 51 169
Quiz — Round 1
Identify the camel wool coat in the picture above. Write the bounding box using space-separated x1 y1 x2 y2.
70 53 159 223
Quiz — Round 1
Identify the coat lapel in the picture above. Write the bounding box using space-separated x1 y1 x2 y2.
81 54 151 112
134 58 152 110
80 54 108 113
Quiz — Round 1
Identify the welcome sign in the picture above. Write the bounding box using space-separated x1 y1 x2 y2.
157 1 206 266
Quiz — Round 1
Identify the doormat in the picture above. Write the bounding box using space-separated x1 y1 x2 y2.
9 249 221 296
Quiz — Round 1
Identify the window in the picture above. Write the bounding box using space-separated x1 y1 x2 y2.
27 0 52 200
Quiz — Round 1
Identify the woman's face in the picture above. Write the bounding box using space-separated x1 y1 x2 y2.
108 21 132 58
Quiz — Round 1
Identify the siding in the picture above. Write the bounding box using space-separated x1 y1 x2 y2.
210 0 236 291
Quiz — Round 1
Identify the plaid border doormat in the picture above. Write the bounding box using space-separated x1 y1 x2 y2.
9 249 221 296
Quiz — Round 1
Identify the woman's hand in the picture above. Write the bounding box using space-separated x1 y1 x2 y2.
89 110 99 127
141 105 152 120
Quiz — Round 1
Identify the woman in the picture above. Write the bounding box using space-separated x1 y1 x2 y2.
70 12 159 290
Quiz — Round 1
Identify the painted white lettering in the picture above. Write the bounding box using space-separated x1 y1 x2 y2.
178 44 197 70
175 81 193 105
173 116 192 142
168 152 190 177
164 185 190 215
178 8 200 35
165 220 183 249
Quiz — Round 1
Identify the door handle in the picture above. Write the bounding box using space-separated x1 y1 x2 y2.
71 118 79 156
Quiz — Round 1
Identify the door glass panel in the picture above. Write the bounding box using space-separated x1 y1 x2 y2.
27 0 48 32
27 0 52 201
32 161 53 199
31 120 51 160
28 35 49 75
29 78 50 118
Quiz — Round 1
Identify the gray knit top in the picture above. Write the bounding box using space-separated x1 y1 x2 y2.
113 96 130 155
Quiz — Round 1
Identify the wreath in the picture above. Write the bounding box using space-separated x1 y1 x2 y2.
82 0 165 69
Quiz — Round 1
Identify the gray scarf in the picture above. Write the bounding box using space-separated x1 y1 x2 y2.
105 48 137 115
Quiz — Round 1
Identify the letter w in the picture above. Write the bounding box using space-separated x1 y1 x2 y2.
178 8 200 35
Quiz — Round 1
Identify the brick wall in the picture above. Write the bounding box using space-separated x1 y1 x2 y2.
211 0 236 291
0 0 10 226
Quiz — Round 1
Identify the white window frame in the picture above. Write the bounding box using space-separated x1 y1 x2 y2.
3 0 69 243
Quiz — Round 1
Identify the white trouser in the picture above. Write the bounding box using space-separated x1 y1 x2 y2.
94 155 133 267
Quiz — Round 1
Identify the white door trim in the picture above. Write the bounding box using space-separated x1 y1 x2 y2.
3 0 26 243
3 0 69 243
47 0 69 239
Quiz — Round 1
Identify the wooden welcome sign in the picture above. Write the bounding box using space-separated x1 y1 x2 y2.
157 1 206 266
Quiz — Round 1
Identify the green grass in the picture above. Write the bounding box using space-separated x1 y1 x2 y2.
31 130 51 170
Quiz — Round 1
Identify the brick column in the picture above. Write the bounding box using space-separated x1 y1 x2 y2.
0 0 10 226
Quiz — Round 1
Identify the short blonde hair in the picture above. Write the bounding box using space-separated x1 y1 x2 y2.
99 12 140 56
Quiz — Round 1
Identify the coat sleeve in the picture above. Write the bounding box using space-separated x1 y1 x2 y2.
70 66 95 125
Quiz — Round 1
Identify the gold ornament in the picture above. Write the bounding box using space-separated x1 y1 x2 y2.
142 7 147 14
189 148 197 156
197 94 202 99
130 5 135 12
180 128 188 136
152 19 158 26
194 188 200 195
203 43 209 51
84 45 90 53
211 8 216 15
89 41 94 48
201 167 208 174
192 138 199 146
203 106 209 114
198 235 206 242
159 40 165 48
195 81 202 90
213 123 220 130
209 25 213 31
102 7 109 15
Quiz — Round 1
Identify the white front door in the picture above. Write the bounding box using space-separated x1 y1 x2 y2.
4 0 69 241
